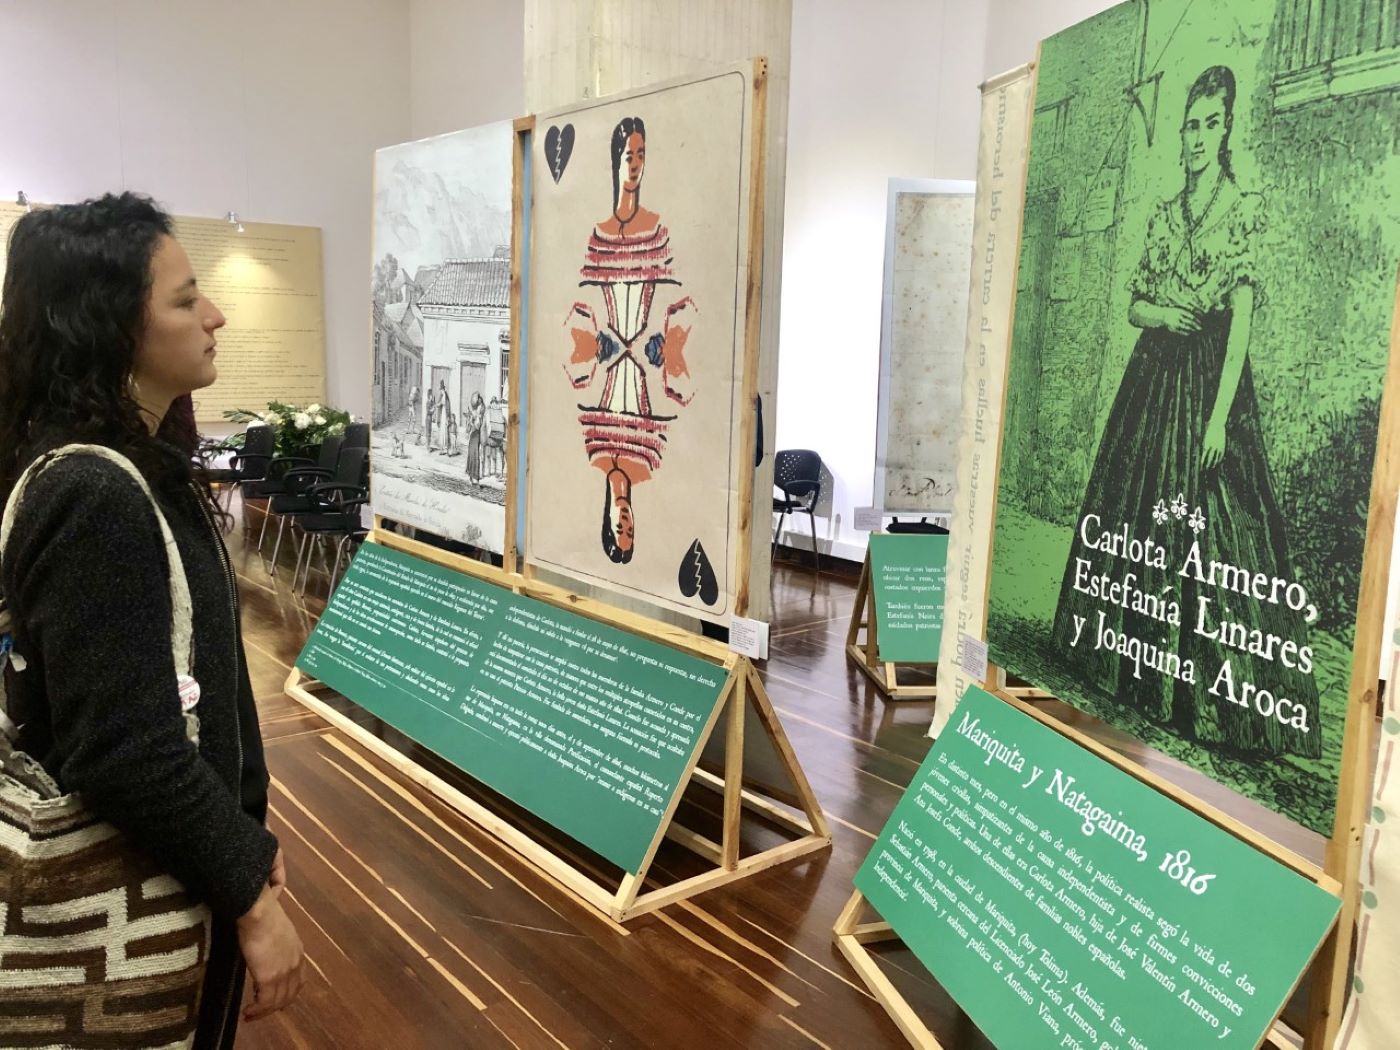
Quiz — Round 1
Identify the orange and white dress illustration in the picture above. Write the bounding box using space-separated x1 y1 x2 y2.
564 116 697 564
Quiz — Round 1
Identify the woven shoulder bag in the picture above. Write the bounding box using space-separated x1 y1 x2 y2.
0 445 212 1050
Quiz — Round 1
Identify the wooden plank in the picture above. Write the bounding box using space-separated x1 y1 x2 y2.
689 767 814 837
864 561 879 664
845 642 938 702
850 922 901 946
505 117 534 575
832 887 866 937
722 673 747 870
1307 271 1400 1047
622 834 830 921
732 56 769 620
283 668 621 918
833 929 942 1049
663 824 723 865
629 673 738 887
745 664 832 839
846 557 871 647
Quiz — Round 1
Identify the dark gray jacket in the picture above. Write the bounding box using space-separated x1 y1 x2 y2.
3 449 276 1047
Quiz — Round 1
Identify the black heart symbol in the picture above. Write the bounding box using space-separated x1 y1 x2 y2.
677 539 719 606
544 124 574 184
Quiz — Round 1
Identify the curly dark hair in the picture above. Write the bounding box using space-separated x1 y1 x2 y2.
0 193 214 509
609 116 645 213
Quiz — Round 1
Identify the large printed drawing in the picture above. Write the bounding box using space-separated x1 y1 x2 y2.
873 179 975 515
527 68 757 621
369 120 513 552
986 0 1400 833
565 118 699 571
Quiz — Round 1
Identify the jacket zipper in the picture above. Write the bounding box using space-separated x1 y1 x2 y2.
193 485 244 1048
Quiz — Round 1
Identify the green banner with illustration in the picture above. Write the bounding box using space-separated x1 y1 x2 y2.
295 543 728 873
869 533 949 663
856 687 1339 1049
985 0 1400 833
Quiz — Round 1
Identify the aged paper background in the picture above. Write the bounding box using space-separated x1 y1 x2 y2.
525 68 753 622
874 180 974 515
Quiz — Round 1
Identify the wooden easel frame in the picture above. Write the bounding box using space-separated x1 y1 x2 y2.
834 50 1399 1049
844 550 937 701
286 527 830 923
515 58 769 625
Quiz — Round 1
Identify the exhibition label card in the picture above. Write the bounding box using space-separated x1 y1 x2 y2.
854 506 885 532
296 543 727 873
869 533 949 664
855 687 1339 1050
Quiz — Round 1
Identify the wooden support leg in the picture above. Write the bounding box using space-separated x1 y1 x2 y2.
722 673 747 871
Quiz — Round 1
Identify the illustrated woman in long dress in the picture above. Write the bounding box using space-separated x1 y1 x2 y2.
564 116 697 563
1050 66 1319 758
464 391 486 483
429 379 453 453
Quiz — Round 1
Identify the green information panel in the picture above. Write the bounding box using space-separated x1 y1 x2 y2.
296 543 728 873
869 533 948 663
855 687 1338 1049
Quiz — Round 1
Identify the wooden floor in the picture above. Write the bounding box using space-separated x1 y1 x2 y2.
230 508 1329 1049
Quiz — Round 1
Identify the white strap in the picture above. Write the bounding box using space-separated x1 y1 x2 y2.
0 444 195 680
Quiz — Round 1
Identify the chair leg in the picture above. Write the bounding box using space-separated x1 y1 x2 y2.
329 536 350 593
302 535 326 597
269 516 288 576
771 508 788 560
256 501 272 551
312 535 335 596
808 509 820 570
291 531 310 592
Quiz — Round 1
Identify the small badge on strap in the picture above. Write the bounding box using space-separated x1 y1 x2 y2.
176 674 202 712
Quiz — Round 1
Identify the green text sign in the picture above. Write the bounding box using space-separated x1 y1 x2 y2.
869 532 948 663
855 687 1338 1049
296 543 728 873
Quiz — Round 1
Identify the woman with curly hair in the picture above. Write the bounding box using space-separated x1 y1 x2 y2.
0 193 304 1046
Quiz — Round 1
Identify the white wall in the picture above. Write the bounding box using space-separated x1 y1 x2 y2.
0 0 412 422
982 0 1119 80
775 0 990 561
409 0 525 139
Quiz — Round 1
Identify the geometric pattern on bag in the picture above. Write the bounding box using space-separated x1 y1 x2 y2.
0 445 211 1049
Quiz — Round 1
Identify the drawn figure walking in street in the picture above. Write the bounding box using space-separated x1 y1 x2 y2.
1049 66 1319 758
564 116 697 563
465 391 486 484
428 379 453 453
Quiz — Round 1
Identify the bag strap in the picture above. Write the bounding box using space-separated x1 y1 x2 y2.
0 445 195 698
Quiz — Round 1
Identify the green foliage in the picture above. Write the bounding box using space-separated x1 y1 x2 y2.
223 401 354 458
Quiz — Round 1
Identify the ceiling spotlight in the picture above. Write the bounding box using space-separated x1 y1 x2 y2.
236 221 245 233
226 210 238 225
16 191 30 211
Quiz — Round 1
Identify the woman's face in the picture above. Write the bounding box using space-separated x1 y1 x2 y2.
610 495 635 552
132 235 225 400
619 132 646 194
1181 92 1227 177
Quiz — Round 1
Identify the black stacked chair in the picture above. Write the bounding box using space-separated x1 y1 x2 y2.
340 421 370 452
289 447 371 596
264 436 347 576
772 449 824 569
200 424 274 512
254 435 345 557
